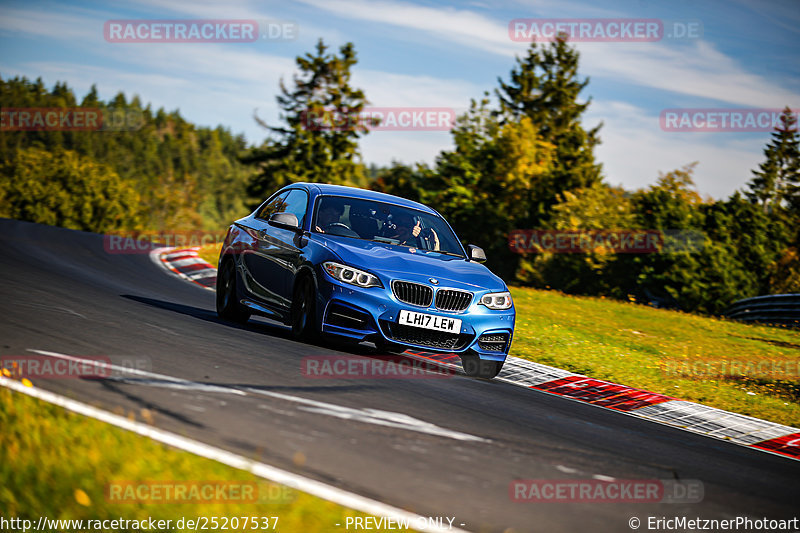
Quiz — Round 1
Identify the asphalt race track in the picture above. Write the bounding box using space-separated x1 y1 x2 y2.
1 218 798 533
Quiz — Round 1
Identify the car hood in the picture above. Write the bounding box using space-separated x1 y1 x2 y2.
315 235 507 291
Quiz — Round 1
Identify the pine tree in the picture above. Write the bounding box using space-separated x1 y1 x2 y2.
245 39 372 203
81 84 100 106
746 107 800 213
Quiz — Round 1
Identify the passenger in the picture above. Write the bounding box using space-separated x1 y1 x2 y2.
388 213 439 251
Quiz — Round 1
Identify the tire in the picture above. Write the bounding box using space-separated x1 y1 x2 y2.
216 259 251 323
461 353 504 379
291 275 318 341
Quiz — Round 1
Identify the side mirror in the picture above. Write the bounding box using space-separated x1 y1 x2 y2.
269 212 300 231
467 244 486 263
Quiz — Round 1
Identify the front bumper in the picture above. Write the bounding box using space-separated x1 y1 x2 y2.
316 270 515 361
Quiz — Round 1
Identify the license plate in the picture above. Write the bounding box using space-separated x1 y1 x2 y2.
398 310 461 333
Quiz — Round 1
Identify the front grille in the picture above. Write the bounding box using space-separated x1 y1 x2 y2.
478 333 509 352
388 324 461 350
381 321 473 351
392 281 433 307
435 289 473 312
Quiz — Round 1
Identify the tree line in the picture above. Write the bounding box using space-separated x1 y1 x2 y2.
0 77 254 233
1 37 798 314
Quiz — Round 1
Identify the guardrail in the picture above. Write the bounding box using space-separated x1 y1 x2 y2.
724 293 800 328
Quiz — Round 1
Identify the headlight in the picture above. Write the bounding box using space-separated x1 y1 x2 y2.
480 291 512 310
323 262 383 288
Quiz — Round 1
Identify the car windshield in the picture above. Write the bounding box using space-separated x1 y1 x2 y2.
313 196 465 257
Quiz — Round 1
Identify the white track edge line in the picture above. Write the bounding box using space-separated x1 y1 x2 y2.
0 377 470 533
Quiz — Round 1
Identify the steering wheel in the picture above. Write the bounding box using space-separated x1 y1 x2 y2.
326 223 351 230
324 222 360 238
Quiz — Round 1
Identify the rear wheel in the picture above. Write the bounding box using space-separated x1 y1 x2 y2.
216 259 251 323
291 276 318 341
461 353 504 379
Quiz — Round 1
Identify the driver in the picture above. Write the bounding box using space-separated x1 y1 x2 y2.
315 199 345 233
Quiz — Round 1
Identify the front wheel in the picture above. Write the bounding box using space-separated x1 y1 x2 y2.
291 276 318 342
216 259 251 323
461 354 504 379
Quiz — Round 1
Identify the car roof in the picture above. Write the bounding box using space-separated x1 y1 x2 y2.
292 183 437 214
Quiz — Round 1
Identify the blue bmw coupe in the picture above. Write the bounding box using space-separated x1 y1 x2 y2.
216 183 515 378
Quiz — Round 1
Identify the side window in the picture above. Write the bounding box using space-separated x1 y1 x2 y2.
281 189 309 227
256 192 288 220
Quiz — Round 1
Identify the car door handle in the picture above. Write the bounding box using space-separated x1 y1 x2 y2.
256 230 268 241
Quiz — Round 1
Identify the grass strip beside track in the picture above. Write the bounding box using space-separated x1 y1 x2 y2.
0 386 395 532
511 289 800 427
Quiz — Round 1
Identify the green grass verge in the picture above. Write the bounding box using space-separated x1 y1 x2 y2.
0 386 393 531
193 241 799 426
509 288 800 427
